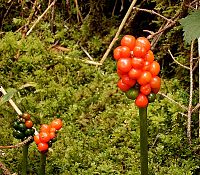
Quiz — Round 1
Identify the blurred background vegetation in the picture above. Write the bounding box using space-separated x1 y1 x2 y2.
0 0 200 174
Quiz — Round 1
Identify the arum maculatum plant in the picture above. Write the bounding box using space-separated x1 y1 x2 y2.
113 35 161 175
0 86 63 175
0 86 33 175
13 112 35 175
34 118 63 175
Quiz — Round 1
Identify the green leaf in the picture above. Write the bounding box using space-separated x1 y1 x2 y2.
0 88 17 105
179 10 200 44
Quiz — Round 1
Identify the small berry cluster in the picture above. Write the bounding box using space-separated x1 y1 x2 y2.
113 35 161 108
13 112 34 140
34 118 62 153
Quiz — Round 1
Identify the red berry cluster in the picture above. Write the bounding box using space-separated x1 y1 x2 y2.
113 35 161 108
34 118 62 153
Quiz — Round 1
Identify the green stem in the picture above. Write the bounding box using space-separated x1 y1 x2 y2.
22 144 29 175
39 152 47 175
139 107 148 175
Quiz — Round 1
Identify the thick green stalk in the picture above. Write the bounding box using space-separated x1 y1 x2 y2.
139 107 148 175
39 153 46 175
22 144 29 175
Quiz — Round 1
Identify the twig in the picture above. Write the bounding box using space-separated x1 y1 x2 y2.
150 21 170 49
99 0 138 65
0 136 33 149
150 134 160 148
192 103 200 113
190 0 200 6
150 7 181 49
35 3 42 16
143 30 154 35
168 49 190 70
15 25 25 33
158 92 188 111
26 0 38 27
150 0 191 48
0 86 22 115
185 0 199 9
0 161 12 175
187 40 194 144
132 7 177 41
15 0 38 34
133 7 175 23
192 59 199 71
148 21 176 40
26 0 56 36
179 112 188 117
48 40 59 49
74 0 83 23
80 45 93 60
112 0 118 16
83 60 102 66
50 0 56 33
51 45 70 52
1 1 13 29
66 0 71 17
181 0 191 17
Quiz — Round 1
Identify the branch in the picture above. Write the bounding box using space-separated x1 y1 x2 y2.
26 0 56 36
190 0 200 5
149 7 181 49
181 0 191 17
26 0 38 27
147 21 176 40
192 103 200 113
74 0 83 23
80 45 93 60
133 7 175 23
143 30 154 35
110 0 188 52
0 136 33 149
192 59 199 71
50 0 56 33
1 1 13 29
168 49 190 70
99 0 138 65
150 134 160 148
185 0 200 9
158 92 188 111
187 40 195 144
83 60 102 66
179 112 188 117
112 0 118 16
131 7 177 41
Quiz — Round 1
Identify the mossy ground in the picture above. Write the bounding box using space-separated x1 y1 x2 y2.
0 30 199 174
